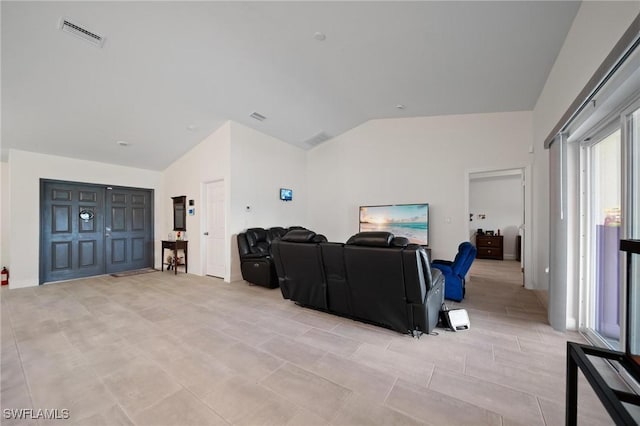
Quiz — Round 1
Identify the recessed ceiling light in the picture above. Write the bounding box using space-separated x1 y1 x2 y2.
116 140 130 147
313 32 326 41
395 104 406 110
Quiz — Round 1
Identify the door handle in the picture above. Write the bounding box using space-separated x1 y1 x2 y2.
204 232 209 236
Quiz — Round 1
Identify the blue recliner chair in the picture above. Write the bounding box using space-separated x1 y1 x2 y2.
431 242 477 302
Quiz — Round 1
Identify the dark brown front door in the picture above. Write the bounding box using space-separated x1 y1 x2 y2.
40 180 153 283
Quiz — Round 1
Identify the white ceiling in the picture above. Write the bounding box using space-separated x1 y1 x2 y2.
2 1 580 171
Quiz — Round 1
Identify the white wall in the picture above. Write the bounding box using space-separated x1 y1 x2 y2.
532 2 640 327
8 149 163 289
229 121 308 281
469 174 523 259
1 162 10 268
163 122 232 280
162 121 308 283
307 111 534 263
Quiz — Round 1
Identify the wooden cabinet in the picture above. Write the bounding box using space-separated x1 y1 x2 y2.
476 235 503 260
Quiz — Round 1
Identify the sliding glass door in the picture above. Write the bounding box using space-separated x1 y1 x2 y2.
583 127 622 348
625 103 640 355
580 98 640 350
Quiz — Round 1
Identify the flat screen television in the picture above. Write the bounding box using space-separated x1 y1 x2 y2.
280 188 292 201
359 203 429 246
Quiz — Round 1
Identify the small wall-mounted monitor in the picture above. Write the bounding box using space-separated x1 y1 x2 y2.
280 188 293 201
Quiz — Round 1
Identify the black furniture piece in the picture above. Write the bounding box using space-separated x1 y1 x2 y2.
236 226 322 288
237 227 280 288
566 239 640 425
271 230 444 335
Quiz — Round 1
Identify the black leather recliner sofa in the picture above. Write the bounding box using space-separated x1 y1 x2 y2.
271 230 444 335
236 226 325 288
237 227 285 288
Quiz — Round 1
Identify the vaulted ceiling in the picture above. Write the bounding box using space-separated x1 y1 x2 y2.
2 1 580 170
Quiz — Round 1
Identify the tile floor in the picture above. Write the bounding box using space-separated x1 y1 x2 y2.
0 260 617 425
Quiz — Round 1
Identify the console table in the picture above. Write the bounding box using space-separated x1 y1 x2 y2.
161 240 188 275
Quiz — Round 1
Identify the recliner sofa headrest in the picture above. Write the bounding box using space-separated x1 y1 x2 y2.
246 228 268 245
312 234 328 243
346 232 394 247
282 229 317 243
391 236 409 247
267 227 288 242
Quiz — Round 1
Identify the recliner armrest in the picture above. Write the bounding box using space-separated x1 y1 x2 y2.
240 253 270 260
431 259 453 266
430 269 444 288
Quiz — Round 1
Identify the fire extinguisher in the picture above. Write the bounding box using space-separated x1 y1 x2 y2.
1 267 8 286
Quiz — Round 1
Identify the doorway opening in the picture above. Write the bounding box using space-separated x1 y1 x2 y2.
466 167 532 288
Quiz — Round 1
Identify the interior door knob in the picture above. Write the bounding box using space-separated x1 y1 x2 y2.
203 232 209 236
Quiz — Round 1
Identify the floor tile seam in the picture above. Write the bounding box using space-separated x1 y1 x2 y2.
383 340 468 367
376 401 431 426
515 335 523 352
257 338 329 367
493 345 566 367
299 323 370 347
428 366 544 417
470 327 545 344
257 362 345 425
421 375 508 423
2 326 37 411
168 380 236 426
349 349 439 380
535 395 552 426
293 339 362 360
462 365 564 401
100 367 187 420
339 387 428 426
261 359 355 397
382 376 401 405
127 386 209 425
323 325 393 347
475 309 548 331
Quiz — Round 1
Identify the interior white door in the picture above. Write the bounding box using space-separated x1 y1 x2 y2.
205 180 225 278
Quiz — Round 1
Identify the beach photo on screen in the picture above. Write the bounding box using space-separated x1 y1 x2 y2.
359 203 429 245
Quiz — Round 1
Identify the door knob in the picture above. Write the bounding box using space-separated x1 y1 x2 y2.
204 232 209 236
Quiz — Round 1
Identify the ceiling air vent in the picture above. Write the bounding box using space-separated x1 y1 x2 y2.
249 112 267 122
304 132 331 148
60 18 105 47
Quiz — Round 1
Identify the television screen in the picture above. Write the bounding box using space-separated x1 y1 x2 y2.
359 203 429 246
280 188 293 201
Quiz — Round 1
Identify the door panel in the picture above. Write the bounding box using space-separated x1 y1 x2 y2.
206 181 226 278
105 187 153 273
41 180 153 283
41 181 105 283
